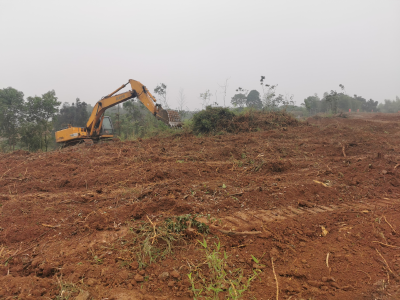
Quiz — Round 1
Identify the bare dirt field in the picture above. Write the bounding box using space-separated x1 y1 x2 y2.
1 113 400 300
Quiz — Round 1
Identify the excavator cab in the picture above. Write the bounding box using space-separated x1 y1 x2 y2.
100 116 114 137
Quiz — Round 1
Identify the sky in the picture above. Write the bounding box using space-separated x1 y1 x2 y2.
1 0 399 110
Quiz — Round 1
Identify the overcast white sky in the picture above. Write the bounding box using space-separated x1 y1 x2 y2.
1 0 399 110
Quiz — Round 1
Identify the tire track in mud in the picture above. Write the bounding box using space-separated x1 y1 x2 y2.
205 198 400 233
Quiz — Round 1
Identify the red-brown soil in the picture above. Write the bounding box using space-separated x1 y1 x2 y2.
1 112 400 299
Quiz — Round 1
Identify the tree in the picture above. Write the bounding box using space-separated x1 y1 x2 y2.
0 87 25 150
218 78 230 107
177 88 188 119
26 90 61 151
55 98 89 130
246 90 262 109
200 90 212 109
154 83 168 109
231 93 247 107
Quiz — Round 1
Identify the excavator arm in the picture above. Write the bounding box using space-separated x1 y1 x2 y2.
55 79 181 145
86 79 178 136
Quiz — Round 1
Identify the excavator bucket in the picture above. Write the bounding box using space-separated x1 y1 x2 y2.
156 108 182 127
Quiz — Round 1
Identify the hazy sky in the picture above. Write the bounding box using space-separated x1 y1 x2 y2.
1 1 399 110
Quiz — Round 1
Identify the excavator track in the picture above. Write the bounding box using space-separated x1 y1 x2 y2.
197 198 400 234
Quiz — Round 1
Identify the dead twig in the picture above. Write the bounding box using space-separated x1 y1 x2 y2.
375 248 395 278
272 257 279 300
383 216 396 233
372 241 400 249
326 252 330 268
342 144 346 158
357 270 371 282
41 224 61 228
3 244 37 264
210 225 261 236
146 215 157 244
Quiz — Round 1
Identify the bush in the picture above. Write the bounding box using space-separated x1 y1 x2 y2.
191 107 301 135
192 106 235 134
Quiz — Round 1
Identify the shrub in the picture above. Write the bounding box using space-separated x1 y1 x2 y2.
192 106 235 135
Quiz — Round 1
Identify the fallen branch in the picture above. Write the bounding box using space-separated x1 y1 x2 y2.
271 257 279 300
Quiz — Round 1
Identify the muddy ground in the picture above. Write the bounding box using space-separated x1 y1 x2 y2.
0 113 400 300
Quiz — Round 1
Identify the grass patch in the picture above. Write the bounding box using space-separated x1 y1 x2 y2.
124 214 209 269
188 239 261 299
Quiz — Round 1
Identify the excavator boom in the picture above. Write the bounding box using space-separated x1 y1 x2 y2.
55 79 181 146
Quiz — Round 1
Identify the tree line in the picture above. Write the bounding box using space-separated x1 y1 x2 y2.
1 82 398 152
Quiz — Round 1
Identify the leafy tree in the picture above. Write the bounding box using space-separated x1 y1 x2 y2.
26 90 61 151
378 96 400 113
230 93 247 107
246 90 262 109
55 98 89 130
0 87 25 150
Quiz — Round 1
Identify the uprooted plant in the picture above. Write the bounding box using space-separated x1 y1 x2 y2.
188 239 261 299
122 214 209 269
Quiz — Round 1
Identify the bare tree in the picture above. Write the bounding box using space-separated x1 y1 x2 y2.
177 88 187 119
200 90 212 109
218 78 230 107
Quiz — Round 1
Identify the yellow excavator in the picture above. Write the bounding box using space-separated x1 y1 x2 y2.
55 79 181 147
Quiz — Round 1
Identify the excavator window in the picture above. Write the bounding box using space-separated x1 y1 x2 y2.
101 116 114 136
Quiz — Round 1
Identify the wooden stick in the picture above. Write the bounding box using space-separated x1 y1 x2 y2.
342 144 346 158
271 257 279 300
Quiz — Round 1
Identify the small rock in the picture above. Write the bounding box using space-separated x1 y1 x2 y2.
139 269 145 276
75 290 90 300
168 280 175 287
301 259 307 264
158 272 170 281
134 274 144 282
171 270 180 278
130 261 139 270
382 170 387 175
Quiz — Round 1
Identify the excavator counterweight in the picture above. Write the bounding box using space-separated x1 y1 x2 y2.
55 79 182 146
